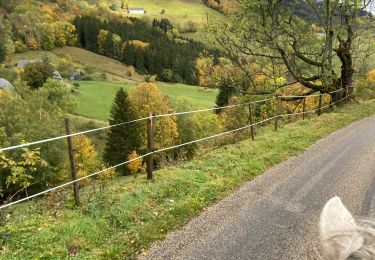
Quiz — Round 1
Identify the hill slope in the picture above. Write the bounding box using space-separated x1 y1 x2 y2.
1 100 374 259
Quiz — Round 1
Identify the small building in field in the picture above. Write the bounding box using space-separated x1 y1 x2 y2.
128 8 145 14
17 60 32 68
70 71 84 81
0 78 15 92
53 71 63 81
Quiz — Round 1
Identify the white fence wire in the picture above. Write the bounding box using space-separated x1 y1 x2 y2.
0 91 355 209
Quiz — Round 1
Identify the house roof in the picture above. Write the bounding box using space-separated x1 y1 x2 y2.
0 78 15 91
17 60 31 68
71 71 81 76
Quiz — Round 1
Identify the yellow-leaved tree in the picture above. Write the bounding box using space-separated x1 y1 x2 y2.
129 83 178 162
72 135 100 187
127 150 143 175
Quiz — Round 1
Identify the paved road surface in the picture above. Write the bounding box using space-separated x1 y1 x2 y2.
143 115 375 260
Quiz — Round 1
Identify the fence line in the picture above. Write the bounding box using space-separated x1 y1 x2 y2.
279 88 344 99
0 116 150 152
154 97 275 118
0 91 355 210
0 97 275 152
0 87 357 153
279 94 353 118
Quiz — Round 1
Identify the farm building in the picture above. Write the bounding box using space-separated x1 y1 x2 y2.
128 8 145 14
17 60 32 68
70 71 84 80
0 78 15 92
53 71 63 81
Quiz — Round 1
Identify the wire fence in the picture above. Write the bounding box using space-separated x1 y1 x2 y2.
0 88 348 153
0 86 361 209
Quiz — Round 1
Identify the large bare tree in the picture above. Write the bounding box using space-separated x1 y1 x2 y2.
207 0 375 99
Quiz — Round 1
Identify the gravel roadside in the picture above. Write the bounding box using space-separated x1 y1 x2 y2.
141 115 375 260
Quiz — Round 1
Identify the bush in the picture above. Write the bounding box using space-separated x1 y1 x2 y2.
73 82 80 88
0 67 17 83
84 66 95 74
80 74 93 81
161 69 174 82
145 74 157 83
126 66 135 77
21 59 54 89
100 73 107 80
15 40 27 53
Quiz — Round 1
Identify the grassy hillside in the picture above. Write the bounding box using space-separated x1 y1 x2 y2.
122 0 221 25
52 47 144 83
1 99 374 259
75 80 217 121
10 48 217 121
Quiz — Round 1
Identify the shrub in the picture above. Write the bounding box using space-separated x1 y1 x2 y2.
127 150 143 174
15 40 27 53
21 59 54 89
145 74 157 83
126 66 135 77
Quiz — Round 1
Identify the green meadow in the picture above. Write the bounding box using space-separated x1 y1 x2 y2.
74 80 218 121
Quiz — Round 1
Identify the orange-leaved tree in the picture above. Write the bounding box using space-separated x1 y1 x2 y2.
129 83 178 162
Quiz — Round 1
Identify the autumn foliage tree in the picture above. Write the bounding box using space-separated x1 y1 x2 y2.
73 135 101 187
129 83 179 154
127 150 143 175
0 147 47 199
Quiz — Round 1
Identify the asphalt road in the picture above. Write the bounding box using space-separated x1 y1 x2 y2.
143 115 375 260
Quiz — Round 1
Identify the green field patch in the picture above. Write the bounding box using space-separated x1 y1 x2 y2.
74 81 217 121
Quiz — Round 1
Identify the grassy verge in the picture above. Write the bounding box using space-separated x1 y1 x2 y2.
1 100 374 259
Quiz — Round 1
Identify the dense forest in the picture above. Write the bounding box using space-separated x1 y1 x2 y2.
73 15 208 84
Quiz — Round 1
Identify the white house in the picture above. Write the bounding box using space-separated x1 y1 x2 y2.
128 8 145 14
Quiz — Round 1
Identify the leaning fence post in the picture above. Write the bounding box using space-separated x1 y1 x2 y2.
248 102 255 140
64 118 80 206
275 96 281 131
146 112 154 180
302 98 306 120
318 93 323 116
345 86 349 103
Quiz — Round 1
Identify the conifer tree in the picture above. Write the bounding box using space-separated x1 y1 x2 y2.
215 79 235 113
103 88 141 175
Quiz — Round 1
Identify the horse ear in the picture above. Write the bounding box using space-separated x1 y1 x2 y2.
319 196 363 259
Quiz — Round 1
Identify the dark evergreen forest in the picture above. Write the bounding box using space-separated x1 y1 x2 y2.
73 15 211 85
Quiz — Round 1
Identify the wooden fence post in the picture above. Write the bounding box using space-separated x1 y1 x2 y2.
345 86 349 103
248 103 255 140
302 98 306 120
318 94 323 116
64 118 80 206
275 96 281 131
146 112 154 180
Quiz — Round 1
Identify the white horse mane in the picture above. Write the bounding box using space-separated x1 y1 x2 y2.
319 196 375 260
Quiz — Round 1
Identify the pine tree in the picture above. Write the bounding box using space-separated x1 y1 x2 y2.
135 47 145 73
215 79 235 113
104 32 114 58
124 44 136 66
103 88 141 175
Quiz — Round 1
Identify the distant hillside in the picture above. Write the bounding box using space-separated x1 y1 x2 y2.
0 0 219 85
